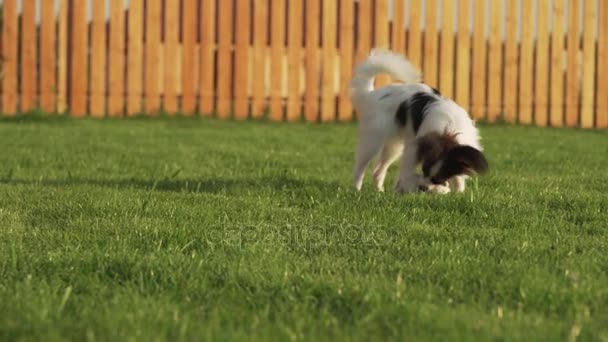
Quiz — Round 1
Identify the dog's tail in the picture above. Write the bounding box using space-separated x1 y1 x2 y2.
350 49 421 99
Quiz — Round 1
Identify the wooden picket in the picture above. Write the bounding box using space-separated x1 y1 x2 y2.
503 0 518 124
127 0 144 116
392 0 406 58
374 0 390 86
270 0 286 121
423 0 438 88
251 0 268 118
440 0 454 99
551 0 565 127
109 0 126 117
487 0 502 122
69 0 88 117
145 0 161 115
20 0 36 112
234 0 251 120
356 0 373 65
598 0 608 128
0 0 607 129
581 0 596 128
407 0 423 70
217 0 233 119
57 0 68 114
338 0 355 122
163 0 179 115
90 0 107 118
305 0 320 122
566 0 581 127
535 0 550 127
321 0 337 122
181 0 197 116
455 0 470 110
519 0 534 125
200 0 216 116
287 0 304 122
1 0 17 115
471 0 487 120
39 0 56 114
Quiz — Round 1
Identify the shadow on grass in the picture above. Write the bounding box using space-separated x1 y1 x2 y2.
0 175 339 194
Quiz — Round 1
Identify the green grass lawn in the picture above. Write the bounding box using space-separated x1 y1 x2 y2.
1 117 607 341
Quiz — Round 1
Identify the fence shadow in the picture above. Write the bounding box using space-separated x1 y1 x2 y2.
0 175 339 194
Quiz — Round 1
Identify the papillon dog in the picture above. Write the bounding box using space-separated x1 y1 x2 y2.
351 50 488 194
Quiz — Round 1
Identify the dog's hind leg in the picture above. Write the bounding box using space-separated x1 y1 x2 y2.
353 130 385 191
372 140 403 192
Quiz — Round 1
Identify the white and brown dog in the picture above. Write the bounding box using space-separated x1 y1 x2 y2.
351 50 488 194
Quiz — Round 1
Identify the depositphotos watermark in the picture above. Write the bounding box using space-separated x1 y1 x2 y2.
201 224 399 248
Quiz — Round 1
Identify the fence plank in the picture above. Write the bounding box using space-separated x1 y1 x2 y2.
57 0 68 113
565 0 580 127
374 0 390 86
287 0 304 121
40 0 57 113
423 0 438 88
356 0 373 64
234 3 251 118
596 0 608 128
471 0 486 120
486 0 502 122
305 0 321 122
145 0 161 114
392 0 406 56
439 0 454 98
408 0 422 69
455 0 470 110
200 0 216 116
109 0 126 116
217 0 234 119
338 0 355 121
534 0 550 126
234 0 251 120
1 0 17 115
503 0 518 123
550 0 565 127
519 0 533 124
20 0 37 112
581 0 596 128
70 0 88 116
321 0 337 122
270 0 286 121
251 0 268 118
163 0 179 114
90 0 107 117
108 0 125 116
180 0 197 115
127 0 144 116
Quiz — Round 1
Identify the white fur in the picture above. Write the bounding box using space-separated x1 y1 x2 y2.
351 50 483 194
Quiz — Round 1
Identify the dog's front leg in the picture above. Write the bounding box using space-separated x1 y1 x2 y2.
448 176 466 193
395 146 420 194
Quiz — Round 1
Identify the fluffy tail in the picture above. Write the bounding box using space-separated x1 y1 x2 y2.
350 49 421 99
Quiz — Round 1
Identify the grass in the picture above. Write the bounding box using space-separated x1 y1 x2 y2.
0 116 607 341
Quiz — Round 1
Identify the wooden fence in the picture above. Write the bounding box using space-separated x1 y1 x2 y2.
0 0 607 128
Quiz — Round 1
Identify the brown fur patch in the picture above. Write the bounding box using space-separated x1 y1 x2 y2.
416 131 460 177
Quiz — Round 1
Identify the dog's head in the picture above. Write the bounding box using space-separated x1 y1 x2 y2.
416 131 488 191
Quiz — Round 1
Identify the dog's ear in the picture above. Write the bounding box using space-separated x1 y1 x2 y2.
446 145 489 175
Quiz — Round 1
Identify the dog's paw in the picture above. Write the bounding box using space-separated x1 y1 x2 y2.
427 183 451 195
395 176 420 194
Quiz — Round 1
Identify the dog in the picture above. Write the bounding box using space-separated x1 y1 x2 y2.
350 50 488 194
